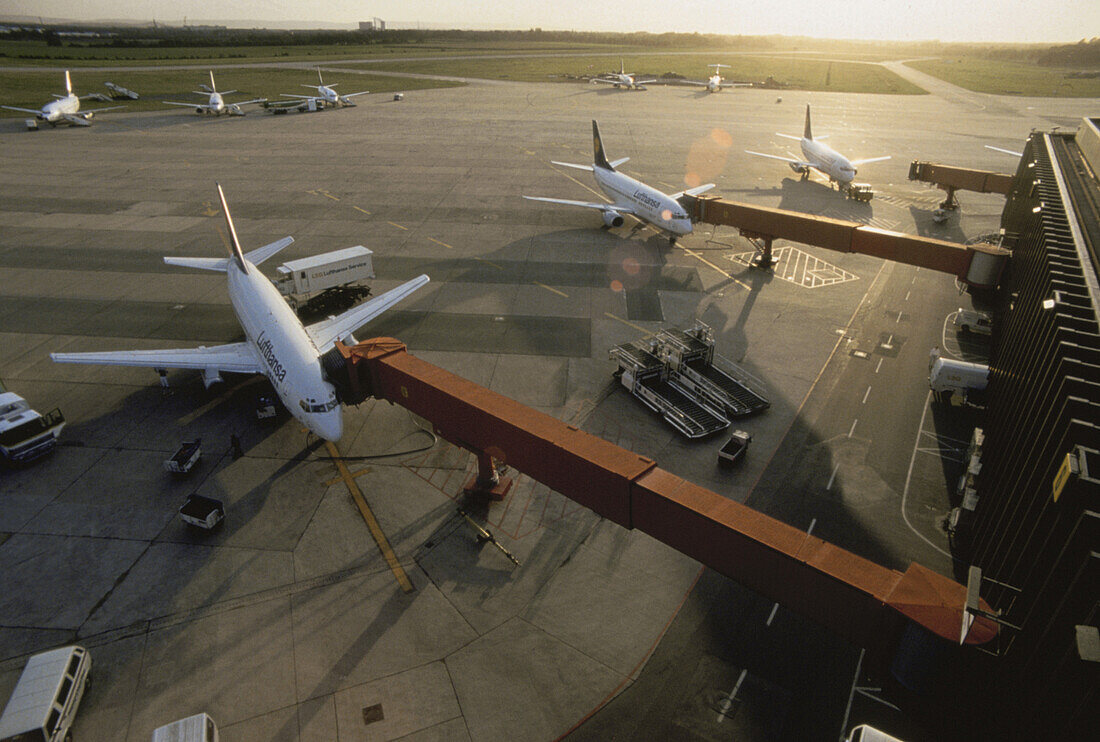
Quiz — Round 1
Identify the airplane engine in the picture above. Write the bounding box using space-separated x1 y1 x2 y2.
602 210 625 228
228 105 244 116
201 368 224 388
788 162 809 175
195 107 204 115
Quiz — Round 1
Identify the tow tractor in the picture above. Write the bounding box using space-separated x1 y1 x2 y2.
846 182 874 202
0 381 65 463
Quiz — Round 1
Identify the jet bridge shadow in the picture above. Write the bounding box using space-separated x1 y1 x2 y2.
776 176 873 222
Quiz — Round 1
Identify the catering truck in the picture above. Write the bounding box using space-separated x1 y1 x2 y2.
0 381 64 464
272 246 374 313
928 347 989 405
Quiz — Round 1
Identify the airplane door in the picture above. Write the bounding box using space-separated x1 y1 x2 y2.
299 271 309 291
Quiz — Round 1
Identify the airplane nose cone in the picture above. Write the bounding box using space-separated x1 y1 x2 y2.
674 219 693 235
314 411 343 442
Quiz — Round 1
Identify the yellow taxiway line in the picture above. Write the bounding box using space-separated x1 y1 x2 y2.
324 441 414 593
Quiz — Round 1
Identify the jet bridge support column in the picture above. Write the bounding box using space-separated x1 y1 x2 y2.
330 337 999 689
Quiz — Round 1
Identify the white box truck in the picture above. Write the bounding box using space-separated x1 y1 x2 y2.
0 646 91 742
272 246 374 312
929 347 989 405
151 713 218 742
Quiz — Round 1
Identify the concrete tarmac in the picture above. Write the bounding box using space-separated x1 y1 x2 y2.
0 71 1093 741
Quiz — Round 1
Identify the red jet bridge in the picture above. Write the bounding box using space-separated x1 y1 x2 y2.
326 337 997 687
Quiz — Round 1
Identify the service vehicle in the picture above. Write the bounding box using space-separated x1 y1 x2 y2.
847 183 874 202
273 246 374 312
0 381 64 463
954 307 993 335
0 645 91 742
179 494 225 530
718 430 752 466
151 712 219 742
164 439 202 474
929 347 989 405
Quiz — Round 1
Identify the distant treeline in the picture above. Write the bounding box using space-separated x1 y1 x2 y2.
4 26 1098 68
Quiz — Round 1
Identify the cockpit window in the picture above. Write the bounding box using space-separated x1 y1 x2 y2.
299 397 339 413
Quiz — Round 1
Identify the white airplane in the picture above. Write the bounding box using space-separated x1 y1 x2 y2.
279 69 370 109
523 120 715 244
84 82 141 103
682 64 751 93
51 185 430 442
591 59 655 90
163 71 266 116
746 105 891 188
1 70 124 127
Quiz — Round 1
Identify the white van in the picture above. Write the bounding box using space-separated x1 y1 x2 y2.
0 645 91 742
151 713 218 742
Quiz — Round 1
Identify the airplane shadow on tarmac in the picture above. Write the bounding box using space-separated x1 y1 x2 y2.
776 176 874 223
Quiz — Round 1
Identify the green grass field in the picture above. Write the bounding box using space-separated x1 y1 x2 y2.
907 58 1100 97
0 39 661 67
345 53 927 95
0 68 463 117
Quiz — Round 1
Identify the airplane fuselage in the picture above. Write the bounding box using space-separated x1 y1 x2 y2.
592 167 693 235
39 94 80 123
706 75 722 92
800 137 857 184
228 261 342 441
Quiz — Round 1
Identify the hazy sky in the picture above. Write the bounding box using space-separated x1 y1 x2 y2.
5 0 1098 43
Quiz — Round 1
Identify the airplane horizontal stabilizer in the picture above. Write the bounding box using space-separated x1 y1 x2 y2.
306 274 430 352
164 257 229 272
608 157 630 168
776 133 802 141
243 236 294 267
550 160 594 172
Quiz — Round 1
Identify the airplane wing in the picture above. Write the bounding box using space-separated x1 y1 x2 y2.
61 114 92 127
745 150 808 167
341 91 370 99
850 155 891 166
590 77 618 85
550 160 594 172
305 274 430 352
164 101 209 109
281 94 319 101
680 80 709 87
82 93 113 102
669 184 716 200
232 98 267 107
1 105 42 115
80 105 125 115
522 195 639 216
719 83 752 89
634 79 657 86
985 145 1023 157
51 342 262 374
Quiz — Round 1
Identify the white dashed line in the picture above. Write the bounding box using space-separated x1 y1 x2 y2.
862 386 871 404
848 419 858 438
827 464 840 490
717 669 749 723
766 603 779 626
875 358 884 374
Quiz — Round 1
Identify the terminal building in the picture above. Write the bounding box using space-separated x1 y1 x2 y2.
957 118 1099 739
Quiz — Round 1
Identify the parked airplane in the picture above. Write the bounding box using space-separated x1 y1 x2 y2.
682 64 751 93
591 60 655 90
746 105 891 188
279 69 370 109
163 71 266 116
523 120 715 243
51 185 429 442
1 70 124 127
85 82 140 102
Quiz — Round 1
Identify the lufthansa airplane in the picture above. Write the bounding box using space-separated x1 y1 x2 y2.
746 105 891 188
163 71 266 116
1 70 124 127
524 121 715 243
279 69 370 109
682 64 751 93
51 185 429 442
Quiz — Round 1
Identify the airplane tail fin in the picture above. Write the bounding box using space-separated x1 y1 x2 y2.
64 70 72 96
215 183 248 272
620 58 625 74
317 68 324 85
209 70 217 93
804 104 813 140
592 120 613 171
